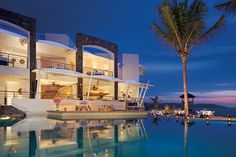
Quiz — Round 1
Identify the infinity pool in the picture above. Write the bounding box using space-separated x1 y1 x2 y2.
0 116 235 157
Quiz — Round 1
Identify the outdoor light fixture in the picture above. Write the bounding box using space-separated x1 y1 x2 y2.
186 115 190 120
175 114 179 119
0 116 10 120
228 115 232 122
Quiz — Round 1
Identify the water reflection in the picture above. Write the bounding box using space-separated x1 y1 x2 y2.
182 120 195 157
0 117 148 157
184 121 188 157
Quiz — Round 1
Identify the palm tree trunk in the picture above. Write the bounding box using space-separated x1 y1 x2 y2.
182 56 189 117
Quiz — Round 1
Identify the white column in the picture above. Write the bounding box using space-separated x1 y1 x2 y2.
140 81 149 107
35 71 41 99
125 84 130 105
86 69 94 100
138 85 144 103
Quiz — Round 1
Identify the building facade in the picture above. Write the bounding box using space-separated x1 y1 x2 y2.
0 8 148 107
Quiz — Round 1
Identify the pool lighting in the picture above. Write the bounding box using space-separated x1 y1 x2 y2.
175 114 179 119
186 115 190 120
228 115 232 122
0 116 10 120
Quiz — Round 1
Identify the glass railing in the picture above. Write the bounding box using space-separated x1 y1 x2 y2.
37 59 76 71
84 67 113 77
0 52 28 68
0 90 30 105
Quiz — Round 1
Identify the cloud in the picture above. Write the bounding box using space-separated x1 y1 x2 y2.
145 59 218 73
166 90 236 106
215 83 230 87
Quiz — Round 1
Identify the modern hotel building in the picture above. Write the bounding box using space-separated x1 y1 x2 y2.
0 8 149 114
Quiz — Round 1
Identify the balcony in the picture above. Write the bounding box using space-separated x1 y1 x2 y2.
37 59 76 71
0 90 30 105
84 67 113 77
0 52 28 69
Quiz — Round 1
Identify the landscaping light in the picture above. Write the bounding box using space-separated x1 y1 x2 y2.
186 115 190 120
0 116 10 120
175 114 179 119
228 115 232 122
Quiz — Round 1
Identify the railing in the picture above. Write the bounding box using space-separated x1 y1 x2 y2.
0 90 141 106
0 91 30 105
37 59 76 71
0 52 28 69
84 67 113 77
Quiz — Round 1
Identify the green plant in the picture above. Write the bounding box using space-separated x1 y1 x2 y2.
150 96 160 109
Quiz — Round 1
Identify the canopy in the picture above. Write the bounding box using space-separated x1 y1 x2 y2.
180 93 195 98
37 39 77 52
123 80 153 88
0 28 27 39
0 66 28 78
32 68 89 78
32 68 152 87
91 75 124 82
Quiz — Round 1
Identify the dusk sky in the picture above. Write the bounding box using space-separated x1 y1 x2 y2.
1 0 236 107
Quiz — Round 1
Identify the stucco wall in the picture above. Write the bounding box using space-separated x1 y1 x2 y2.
12 98 126 115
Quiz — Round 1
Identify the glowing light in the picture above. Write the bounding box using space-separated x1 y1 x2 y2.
0 116 10 120
175 114 179 119
186 115 190 120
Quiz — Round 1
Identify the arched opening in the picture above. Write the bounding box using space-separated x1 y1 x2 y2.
0 19 31 105
82 45 115 100
0 8 36 103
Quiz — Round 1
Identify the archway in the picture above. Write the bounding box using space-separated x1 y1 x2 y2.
0 8 36 98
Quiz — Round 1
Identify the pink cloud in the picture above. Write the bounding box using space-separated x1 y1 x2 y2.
196 97 236 105
157 90 236 107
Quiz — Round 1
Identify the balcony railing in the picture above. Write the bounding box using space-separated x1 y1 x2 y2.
0 90 141 106
0 52 28 69
0 52 114 76
37 59 76 71
0 91 30 105
84 67 113 77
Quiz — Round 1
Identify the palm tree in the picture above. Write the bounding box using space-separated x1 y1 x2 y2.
215 0 236 15
152 0 225 117
150 96 160 109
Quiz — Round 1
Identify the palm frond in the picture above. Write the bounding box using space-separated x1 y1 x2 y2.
158 1 183 51
215 0 236 15
152 23 176 48
152 0 224 55
192 15 225 47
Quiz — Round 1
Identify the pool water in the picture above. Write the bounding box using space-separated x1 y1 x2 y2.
0 116 235 157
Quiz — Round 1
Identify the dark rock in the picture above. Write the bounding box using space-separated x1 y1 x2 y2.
0 105 26 118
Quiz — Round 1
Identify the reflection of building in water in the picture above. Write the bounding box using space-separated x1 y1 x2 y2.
0 119 148 157
0 127 29 157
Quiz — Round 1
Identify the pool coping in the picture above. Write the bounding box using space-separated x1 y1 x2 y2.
47 110 149 120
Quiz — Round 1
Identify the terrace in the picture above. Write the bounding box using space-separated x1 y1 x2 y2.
0 51 28 68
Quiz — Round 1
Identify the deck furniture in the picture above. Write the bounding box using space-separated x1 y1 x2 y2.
87 92 109 99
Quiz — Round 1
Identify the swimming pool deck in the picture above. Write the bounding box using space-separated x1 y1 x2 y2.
174 116 236 122
47 110 149 120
